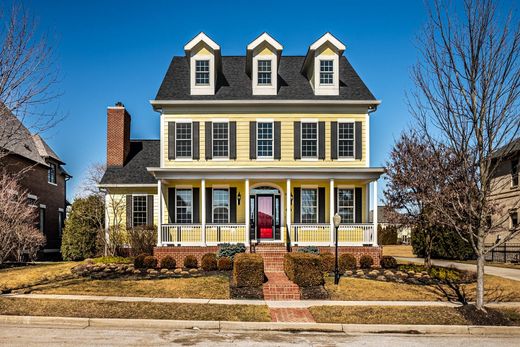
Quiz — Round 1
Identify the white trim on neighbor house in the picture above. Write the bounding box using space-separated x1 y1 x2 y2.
27 194 38 200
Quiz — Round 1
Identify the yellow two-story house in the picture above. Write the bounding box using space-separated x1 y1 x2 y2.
100 32 384 262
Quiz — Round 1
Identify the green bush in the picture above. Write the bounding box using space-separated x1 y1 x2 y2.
160 255 176 269
92 256 132 264
284 253 324 287
143 256 158 268
380 256 397 269
232 253 264 287
183 255 198 269
61 195 104 260
127 225 157 256
134 253 148 269
297 246 320 254
377 224 398 245
217 243 246 260
359 255 374 269
217 256 233 271
411 226 475 260
201 253 218 271
339 253 357 272
319 252 335 273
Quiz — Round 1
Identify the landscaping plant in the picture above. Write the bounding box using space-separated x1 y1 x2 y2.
380 256 397 269
359 255 374 269
232 253 264 287
201 253 218 271
284 253 324 287
143 256 158 269
133 253 148 269
183 255 198 269
339 253 357 273
160 255 176 270
217 256 233 271
297 246 320 254
217 243 246 260
127 225 157 256
319 252 335 273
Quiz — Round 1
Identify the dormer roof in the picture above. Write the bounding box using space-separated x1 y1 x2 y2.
302 32 346 73
245 32 283 75
184 32 220 55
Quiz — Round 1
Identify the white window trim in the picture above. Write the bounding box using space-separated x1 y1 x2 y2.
510 209 519 229
175 121 193 160
252 55 277 95
337 121 356 159
300 121 319 160
194 60 210 86
337 187 356 224
132 194 148 227
212 187 230 224
313 55 340 96
511 159 519 188
256 120 274 159
319 59 334 86
212 121 230 159
300 187 318 224
190 52 215 96
48 162 57 185
257 59 273 86
175 187 194 224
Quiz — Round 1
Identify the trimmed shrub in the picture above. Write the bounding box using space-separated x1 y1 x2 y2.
297 246 320 254
217 256 233 271
377 224 399 245
217 243 246 260
284 253 324 287
127 225 157 256
319 252 335 273
412 226 475 260
134 253 148 269
232 253 264 287
143 256 158 268
201 253 218 271
183 255 198 269
339 253 357 273
359 255 374 269
160 255 176 269
380 256 397 269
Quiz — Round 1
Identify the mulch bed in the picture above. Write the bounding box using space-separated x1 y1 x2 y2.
457 305 515 326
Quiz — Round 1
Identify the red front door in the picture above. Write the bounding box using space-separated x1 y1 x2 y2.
257 195 273 239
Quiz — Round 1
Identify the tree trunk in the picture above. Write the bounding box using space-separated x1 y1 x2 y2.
475 246 486 310
424 231 432 268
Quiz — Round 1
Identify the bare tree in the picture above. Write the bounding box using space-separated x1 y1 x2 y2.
0 4 61 159
411 0 520 310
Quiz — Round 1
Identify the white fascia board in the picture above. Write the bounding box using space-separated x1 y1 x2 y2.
150 99 381 106
247 32 283 51
97 183 158 188
309 32 346 52
184 32 220 52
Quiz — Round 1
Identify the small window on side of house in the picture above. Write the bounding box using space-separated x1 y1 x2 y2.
511 211 519 229
48 163 57 184
512 159 519 187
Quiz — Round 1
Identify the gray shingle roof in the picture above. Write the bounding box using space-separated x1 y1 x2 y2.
100 140 159 185
492 137 520 159
155 56 376 101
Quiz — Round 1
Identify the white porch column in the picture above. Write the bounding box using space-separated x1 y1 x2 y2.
157 180 163 247
372 179 378 246
365 183 370 223
329 179 335 246
245 178 250 246
286 179 291 239
201 179 206 246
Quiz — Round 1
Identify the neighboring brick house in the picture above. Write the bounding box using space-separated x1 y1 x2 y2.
0 107 71 258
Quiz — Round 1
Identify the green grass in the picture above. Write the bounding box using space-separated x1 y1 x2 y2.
90 256 132 264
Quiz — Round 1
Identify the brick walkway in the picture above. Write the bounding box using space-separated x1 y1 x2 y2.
269 308 315 322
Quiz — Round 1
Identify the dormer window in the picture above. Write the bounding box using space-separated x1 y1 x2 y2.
195 60 210 85
319 60 333 85
258 60 272 85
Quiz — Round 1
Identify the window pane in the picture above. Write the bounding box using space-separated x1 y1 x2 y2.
258 60 271 85
338 189 354 223
301 123 317 158
48 163 56 184
195 60 210 85
257 122 273 157
213 189 229 223
176 189 192 223
338 122 354 158
301 189 317 223
212 122 229 158
176 123 192 158
320 60 333 85
133 196 147 226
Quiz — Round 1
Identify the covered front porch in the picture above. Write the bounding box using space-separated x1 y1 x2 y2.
150 167 383 248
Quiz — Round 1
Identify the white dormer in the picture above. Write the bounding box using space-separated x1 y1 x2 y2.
302 33 346 96
246 33 283 96
184 32 221 95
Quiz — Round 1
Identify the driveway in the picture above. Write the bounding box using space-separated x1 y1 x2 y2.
397 257 520 282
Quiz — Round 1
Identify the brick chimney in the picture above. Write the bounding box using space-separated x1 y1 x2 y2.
106 102 131 167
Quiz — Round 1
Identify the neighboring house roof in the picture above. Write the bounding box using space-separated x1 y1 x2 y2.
492 137 520 159
32 134 65 164
100 140 159 185
155 56 376 101
369 206 394 224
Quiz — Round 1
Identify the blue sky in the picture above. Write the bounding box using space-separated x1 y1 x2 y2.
11 1 433 201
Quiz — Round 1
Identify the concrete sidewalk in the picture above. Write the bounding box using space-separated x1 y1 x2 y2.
397 257 520 282
4 293 520 308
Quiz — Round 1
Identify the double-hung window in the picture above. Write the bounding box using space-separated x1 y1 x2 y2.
257 122 273 158
512 159 519 187
258 60 272 85
301 122 318 158
48 163 56 184
320 60 333 85
175 123 192 159
132 195 147 227
338 122 355 158
212 122 229 158
176 189 193 223
511 210 519 229
337 188 354 223
195 60 210 85
212 188 229 223
301 188 318 223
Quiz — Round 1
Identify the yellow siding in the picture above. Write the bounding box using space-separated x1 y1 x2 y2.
191 42 213 56
254 42 275 56
317 43 337 56
106 188 158 229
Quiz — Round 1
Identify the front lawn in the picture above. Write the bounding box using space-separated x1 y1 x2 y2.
382 245 415 258
0 297 270 321
0 262 79 293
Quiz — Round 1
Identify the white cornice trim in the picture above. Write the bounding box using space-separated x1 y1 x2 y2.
247 32 283 51
97 183 158 188
150 99 381 106
184 32 220 52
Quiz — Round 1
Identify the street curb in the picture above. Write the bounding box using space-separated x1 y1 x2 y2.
2 315 520 335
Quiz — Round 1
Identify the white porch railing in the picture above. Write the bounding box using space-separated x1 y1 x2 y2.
161 224 203 245
290 223 374 246
160 224 247 246
205 224 247 245
338 224 374 245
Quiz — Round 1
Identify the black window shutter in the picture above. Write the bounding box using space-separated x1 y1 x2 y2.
334 188 338 214
249 121 256 159
147 195 154 226
293 187 301 223
126 195 132 229
205 122 212 160
318 187 325 223
294 121 301 159
274 121 281 160
355 121 362 160
229 122 237 159
168 188 176 223
205 188 212 223
192 122 200 160
318 122 325 160
168 122 176 160
229 187 237 223
192 188 200 223
331 122 338 159
355 187 362 223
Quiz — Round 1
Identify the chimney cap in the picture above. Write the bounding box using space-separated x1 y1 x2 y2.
115 101 124 107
